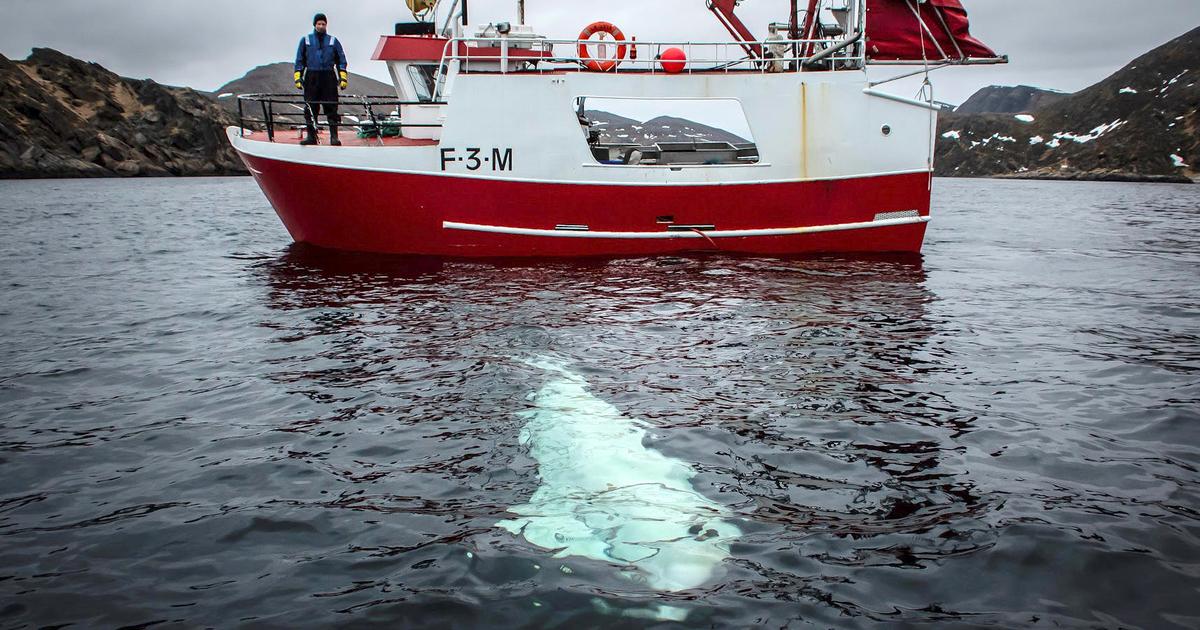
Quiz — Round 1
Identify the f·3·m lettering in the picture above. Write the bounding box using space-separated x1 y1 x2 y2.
491 148 512 171
440 148 514 172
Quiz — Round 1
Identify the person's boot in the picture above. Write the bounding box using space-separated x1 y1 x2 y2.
300 128 318 146
329 124 342 146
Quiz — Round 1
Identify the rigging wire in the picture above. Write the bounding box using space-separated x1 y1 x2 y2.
911 0 936 191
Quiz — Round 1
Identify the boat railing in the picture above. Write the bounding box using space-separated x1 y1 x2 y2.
235 93 447 144
437 34 865 78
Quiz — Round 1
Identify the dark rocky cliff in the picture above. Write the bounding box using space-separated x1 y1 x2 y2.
935 27 1199 183
954 85 1069 114
0 48 245 179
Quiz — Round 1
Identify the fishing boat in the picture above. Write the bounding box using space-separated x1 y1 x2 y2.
228 0 1003 257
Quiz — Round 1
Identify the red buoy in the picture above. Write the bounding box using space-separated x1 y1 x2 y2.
659 47 687 74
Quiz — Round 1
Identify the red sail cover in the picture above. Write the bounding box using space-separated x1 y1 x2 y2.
866 0 999 61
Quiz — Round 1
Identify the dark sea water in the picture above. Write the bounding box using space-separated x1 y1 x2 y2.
1 177 1198 629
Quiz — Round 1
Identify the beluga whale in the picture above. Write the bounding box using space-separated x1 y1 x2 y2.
497 357 741 593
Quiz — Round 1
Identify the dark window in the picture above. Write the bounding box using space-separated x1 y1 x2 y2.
408 65 438 102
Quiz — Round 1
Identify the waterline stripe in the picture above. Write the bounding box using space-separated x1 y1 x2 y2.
443 214 929 239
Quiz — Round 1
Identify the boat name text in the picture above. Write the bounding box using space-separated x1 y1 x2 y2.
440 148 514 172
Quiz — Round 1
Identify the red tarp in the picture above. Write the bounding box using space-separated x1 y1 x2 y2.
865 0 999 62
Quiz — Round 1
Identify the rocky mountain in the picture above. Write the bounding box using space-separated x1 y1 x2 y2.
0 48 245 178
955 85 1069 114
214 62 394 114
586 110 751 145
936 26 1199 183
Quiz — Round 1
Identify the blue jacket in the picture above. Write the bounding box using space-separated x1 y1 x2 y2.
295 32 347 73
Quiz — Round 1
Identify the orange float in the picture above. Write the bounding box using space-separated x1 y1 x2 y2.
578 21 627 72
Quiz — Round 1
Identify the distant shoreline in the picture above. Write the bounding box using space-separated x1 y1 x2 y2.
0 171 251 181
994 172 1196 185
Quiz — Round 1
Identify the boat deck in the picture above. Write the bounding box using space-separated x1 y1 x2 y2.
237 129 437 147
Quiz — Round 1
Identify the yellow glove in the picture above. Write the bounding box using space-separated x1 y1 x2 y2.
338 70 348 91
293 71 303 90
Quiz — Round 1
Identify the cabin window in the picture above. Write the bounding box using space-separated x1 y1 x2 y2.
408 65 438 102
575 97 759 166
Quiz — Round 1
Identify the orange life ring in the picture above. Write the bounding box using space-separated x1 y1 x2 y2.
578 21 627 72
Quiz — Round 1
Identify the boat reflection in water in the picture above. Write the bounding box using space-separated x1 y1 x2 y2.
252 245 995 625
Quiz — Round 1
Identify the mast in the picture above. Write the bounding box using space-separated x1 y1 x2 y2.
517 0 525 24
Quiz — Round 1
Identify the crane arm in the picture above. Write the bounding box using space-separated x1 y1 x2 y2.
799 0 820 56
706 0 763 58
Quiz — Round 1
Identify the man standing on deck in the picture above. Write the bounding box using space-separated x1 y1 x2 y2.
294 13 348 146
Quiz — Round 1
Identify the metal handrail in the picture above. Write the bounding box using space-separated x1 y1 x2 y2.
429 35 865 100
235 93 447 143
428 35 865 102
436 35 865 73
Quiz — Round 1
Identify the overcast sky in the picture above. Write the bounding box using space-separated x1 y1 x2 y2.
2 1 1198 105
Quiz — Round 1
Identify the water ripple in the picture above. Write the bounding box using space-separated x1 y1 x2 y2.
0 177 1197 628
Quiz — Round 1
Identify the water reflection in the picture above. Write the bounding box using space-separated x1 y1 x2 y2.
5 179 1197 628
247 246 1000 624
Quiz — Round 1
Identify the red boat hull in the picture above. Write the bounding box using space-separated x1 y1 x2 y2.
240 153 931 257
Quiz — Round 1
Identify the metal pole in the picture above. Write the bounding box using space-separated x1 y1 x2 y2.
438 0 461 36
462 0 468 25
518 0 525 24
262 99 274 142
802 31 861 68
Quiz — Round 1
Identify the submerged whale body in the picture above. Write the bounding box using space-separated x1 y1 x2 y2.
497 358 740 592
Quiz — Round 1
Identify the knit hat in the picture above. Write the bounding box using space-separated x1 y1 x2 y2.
313 13 328 25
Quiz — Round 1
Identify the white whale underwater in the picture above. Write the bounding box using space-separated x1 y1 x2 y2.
497 358 741 594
